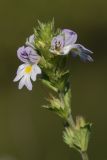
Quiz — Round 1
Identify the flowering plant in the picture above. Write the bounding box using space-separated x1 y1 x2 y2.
13 20 93 160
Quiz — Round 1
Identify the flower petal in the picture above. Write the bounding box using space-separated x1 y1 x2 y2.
25 75 32 90
18 76 26 89
71 44 93 62
31 64 41 81
25 47 40 63
62 29 77 45
17 46 29 63
29 53 40 64
17 64 27 74
17 46 40 64
51 35 65 54
34 65 42 74
13 70 24 82
25 34 35 49
13 73 24 82
61 45 73 55
31 71 37 81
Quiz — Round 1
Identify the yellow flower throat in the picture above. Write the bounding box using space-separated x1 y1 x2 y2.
25 65 32 73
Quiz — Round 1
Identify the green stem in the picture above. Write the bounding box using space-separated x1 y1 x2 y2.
59 91 75 128
81 152 89 160
58 89 90 160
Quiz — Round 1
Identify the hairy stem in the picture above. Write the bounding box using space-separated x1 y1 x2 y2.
59 91 75 128
59 89 90 160
81 152 89 160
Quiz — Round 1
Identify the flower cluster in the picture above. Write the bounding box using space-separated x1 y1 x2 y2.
13 21 93 159
14 21 93 90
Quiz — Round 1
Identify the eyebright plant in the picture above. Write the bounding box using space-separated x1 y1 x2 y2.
13 20 93 160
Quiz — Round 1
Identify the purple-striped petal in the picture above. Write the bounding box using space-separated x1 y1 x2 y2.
70 44 93 62
25 47 40 63
17 46 28 63
17 46 40 64
51 35 65 50
62 29 77 46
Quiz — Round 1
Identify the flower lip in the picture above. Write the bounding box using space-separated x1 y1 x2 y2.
13 63 41 90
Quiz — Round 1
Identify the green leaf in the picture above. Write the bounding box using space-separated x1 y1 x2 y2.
41 79 58 92
63 88 72 111
63 118 92 152
63 127 74 148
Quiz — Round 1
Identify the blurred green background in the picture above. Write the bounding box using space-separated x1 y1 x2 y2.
0 0 107 160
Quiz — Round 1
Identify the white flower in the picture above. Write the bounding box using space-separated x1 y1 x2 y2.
50 29 93 62
13 63 41 91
